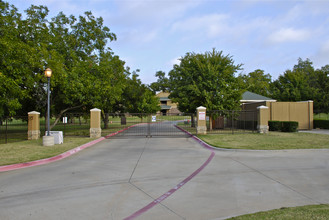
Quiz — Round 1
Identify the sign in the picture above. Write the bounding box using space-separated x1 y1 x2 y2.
63 117 67 124
199 112 206 120
152 116 156 122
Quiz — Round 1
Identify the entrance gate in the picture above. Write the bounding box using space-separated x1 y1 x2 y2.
103 113 196 138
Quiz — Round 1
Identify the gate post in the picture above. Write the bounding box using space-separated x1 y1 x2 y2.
257 105 269 133
90 108 101 138
197 106 207 134
28 111 40 140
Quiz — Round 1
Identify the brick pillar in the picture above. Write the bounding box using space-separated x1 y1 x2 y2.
257 105 269 133
28 111 40 140
197 106 207 134
90 108 101 138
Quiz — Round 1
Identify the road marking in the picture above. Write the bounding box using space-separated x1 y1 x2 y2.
124 151 215 220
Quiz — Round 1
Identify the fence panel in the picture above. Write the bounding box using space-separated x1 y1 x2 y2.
0 117 29 144
207 110 257 134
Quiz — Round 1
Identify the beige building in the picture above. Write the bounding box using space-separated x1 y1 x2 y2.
156 92 181 115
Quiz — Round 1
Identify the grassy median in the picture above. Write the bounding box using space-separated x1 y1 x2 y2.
228 204 329 220
197 132 329 150
0 137 96 166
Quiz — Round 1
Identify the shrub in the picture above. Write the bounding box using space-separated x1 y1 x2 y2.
314 119 329 129
268 121 298 132
269 121 281 131
281 121 298 132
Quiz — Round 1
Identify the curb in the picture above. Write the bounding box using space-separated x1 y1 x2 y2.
0 124 138 173
175 125 220 151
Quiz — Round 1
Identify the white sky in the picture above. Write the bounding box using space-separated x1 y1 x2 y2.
9 0 329 84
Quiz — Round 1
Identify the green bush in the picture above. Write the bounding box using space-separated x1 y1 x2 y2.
314 119 329 129
268 121 281 131
268 121 298 132
281 121 298 132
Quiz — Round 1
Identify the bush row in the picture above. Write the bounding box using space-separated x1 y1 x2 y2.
313 119 329 129
268 121 299 132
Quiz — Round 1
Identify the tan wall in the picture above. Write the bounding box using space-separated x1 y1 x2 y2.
269 101 313 130
156 91 170 98
167 100 178 108
242 101 313 130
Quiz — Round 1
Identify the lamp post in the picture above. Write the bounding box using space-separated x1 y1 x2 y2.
44 68 52 136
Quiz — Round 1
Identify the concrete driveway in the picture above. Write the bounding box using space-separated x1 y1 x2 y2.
0 135 328 220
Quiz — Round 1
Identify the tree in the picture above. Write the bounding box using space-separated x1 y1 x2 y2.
311 65 329 112
270 58 329 112
0 1 124 128
0 1 36 117
169 49 243 114
121 70 160 114
149 71 170 93
271 58 317 102
239 69 272 97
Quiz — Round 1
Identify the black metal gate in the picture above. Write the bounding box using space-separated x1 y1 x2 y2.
102 113 196 138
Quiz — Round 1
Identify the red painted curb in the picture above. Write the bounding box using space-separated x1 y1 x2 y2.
0 124 140 173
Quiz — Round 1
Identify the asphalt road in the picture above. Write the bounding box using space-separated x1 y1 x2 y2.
0 133 328 219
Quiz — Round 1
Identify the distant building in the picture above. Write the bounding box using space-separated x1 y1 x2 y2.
240 91 276 104
156 92 181 115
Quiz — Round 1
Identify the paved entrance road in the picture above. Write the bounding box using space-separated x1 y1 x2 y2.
0 136 328 220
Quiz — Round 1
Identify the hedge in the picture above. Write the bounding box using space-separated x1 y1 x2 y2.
281 121 298 132
268 121 281 131
268 121 299 132
314 119 329 129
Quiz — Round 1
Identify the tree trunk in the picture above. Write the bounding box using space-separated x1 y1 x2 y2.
209 115 213 131
102 113 109 129
191 114 195 127
50 104 84 130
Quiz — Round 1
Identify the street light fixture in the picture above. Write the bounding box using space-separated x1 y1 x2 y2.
45 68 52 136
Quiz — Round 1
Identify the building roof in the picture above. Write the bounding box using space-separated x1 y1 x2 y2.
241 91 276 102
160 105 171 110
159 97 170 101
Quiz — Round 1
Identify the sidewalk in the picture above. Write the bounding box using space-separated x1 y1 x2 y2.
299 129 329 135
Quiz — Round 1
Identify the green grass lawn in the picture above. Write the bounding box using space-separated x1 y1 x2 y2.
198 132 329 150
314 113 329 120
228 204 329 220
0 137 96 166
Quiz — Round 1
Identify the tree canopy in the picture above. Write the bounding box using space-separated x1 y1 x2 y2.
149 71 170 93
0 1 158 123
169 49 243 113
271 58 329 112
239 69 272 97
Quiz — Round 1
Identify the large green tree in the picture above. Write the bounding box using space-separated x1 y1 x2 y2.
120 70 160 114
271 58 316 101
169 49 243 114
270 58 329 112
0 1 128 127
0 1 38 117
239 69 272 97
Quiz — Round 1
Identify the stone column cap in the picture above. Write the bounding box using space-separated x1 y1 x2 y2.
197 106 207 110
28 111 40 115
257 105 268 109
90 108 101 112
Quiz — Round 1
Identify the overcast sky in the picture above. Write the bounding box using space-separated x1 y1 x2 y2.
9 0 329 84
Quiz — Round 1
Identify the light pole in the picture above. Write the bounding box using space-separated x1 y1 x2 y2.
44 68 52 136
